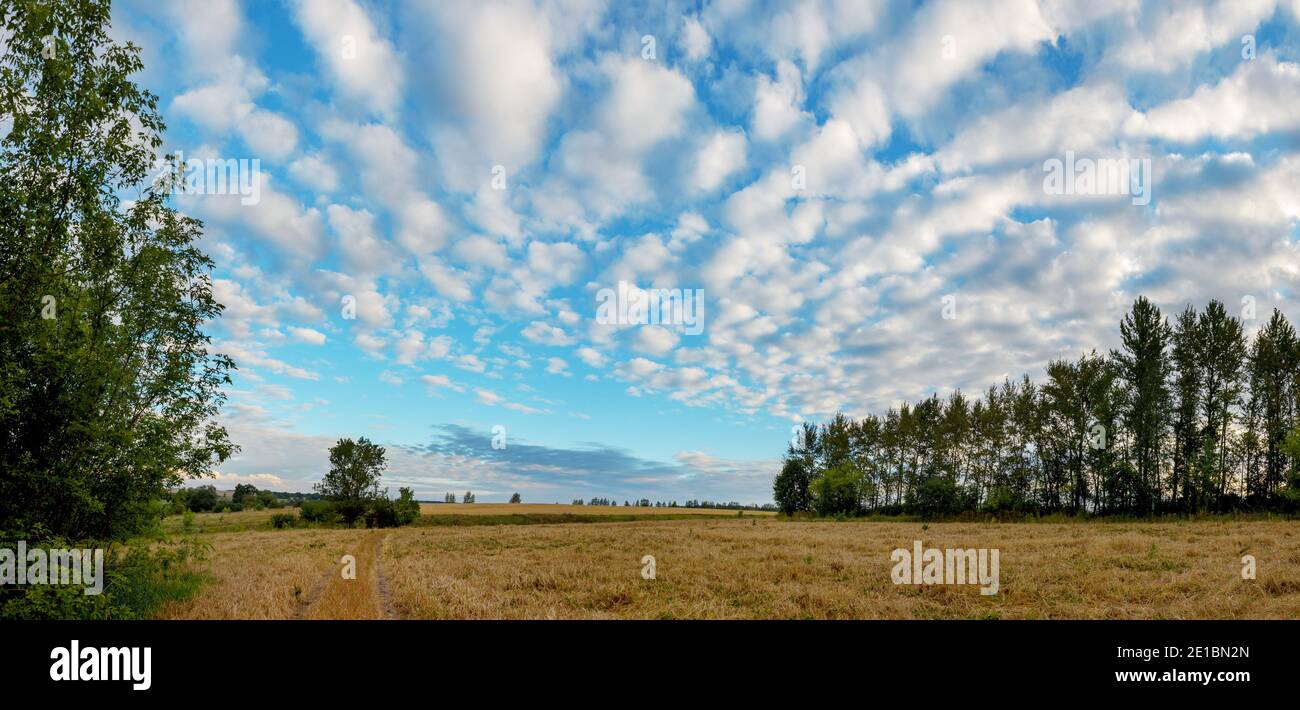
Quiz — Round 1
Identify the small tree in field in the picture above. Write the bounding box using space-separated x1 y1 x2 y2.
316 437 386 524
509 492 522 503
462 491 475 504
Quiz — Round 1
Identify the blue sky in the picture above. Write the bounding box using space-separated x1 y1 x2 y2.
108 0 1300 503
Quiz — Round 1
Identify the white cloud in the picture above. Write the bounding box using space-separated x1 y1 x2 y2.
1128 57 1300 142
290 0 405 116
289 327 327 345
693 129 747 191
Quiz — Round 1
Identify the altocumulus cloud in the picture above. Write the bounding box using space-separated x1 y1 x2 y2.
120 0 1300 504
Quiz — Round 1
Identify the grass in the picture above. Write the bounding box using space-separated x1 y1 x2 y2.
158 503 770 536
161 507 296 534
418 503 775 517
159 517 1300 620
155 528 372 619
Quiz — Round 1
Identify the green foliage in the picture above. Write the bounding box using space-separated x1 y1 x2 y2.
298 500 339 524
393 487 419 525
315 438 386 524
185 485 218 512
812 464 864 517
0 538 208 620
509 492 522 503
773 457 812 515
361 488 420 528
231 484 257 508
779 297 1300 518
270 513 295 529
908 477 964 520
0 0 236 542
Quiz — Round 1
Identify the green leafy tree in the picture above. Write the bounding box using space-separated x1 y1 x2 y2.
773 457 812 515
232 484 258 508
394 487 420 525
185 485 218 513
316 437 386 523
1245 310 1296 502
1112 297 1172 513
509 492 522 503
1198 300 1247 503
812 463 863 517
0 0 236 541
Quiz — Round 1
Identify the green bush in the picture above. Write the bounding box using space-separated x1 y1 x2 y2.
908 477 967 520
186 486 219 512
298 500 339 524
393 488 420 526
0 538 208 620
271 513 295 529
812 464 865 517
364 499 400 528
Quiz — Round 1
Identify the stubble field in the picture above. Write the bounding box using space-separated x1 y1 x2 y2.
156 509 1300 620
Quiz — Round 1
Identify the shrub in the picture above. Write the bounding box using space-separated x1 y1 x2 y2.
393 488 420 526
909 476 965 520
186 486 218 513
812 464 865 517
364 499 400 528
333 499 368 526
271 513 295 529
298 500 339 524
0 537 208 620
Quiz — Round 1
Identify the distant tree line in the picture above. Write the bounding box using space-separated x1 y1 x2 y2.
568 497 775 510
775 298 1300 518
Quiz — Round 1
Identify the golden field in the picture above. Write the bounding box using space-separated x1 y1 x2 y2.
157 513 1300 620
418 502 776 516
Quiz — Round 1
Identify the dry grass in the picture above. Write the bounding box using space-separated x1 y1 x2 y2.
304 531 390 620
418 503 774 516
159 518 1300 620
380 519 1300 619
156 528 372 619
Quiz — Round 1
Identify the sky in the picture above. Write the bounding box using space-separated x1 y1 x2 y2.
107 0 1300 504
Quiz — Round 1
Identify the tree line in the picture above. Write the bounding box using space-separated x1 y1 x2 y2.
774 298 1300 517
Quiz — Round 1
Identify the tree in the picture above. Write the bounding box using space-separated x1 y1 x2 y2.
812 463 864 516
1170 306 1203 510
186 486 218 513
773 457 812 515
0 0 236 541
393 487 420 525
462 491 475 504
509 492 522 504
316 437 386 523
1112 297 1172 513
1244 310 1296 502
232 484 258 508
775 298 1300 516
1197 300 1247 505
